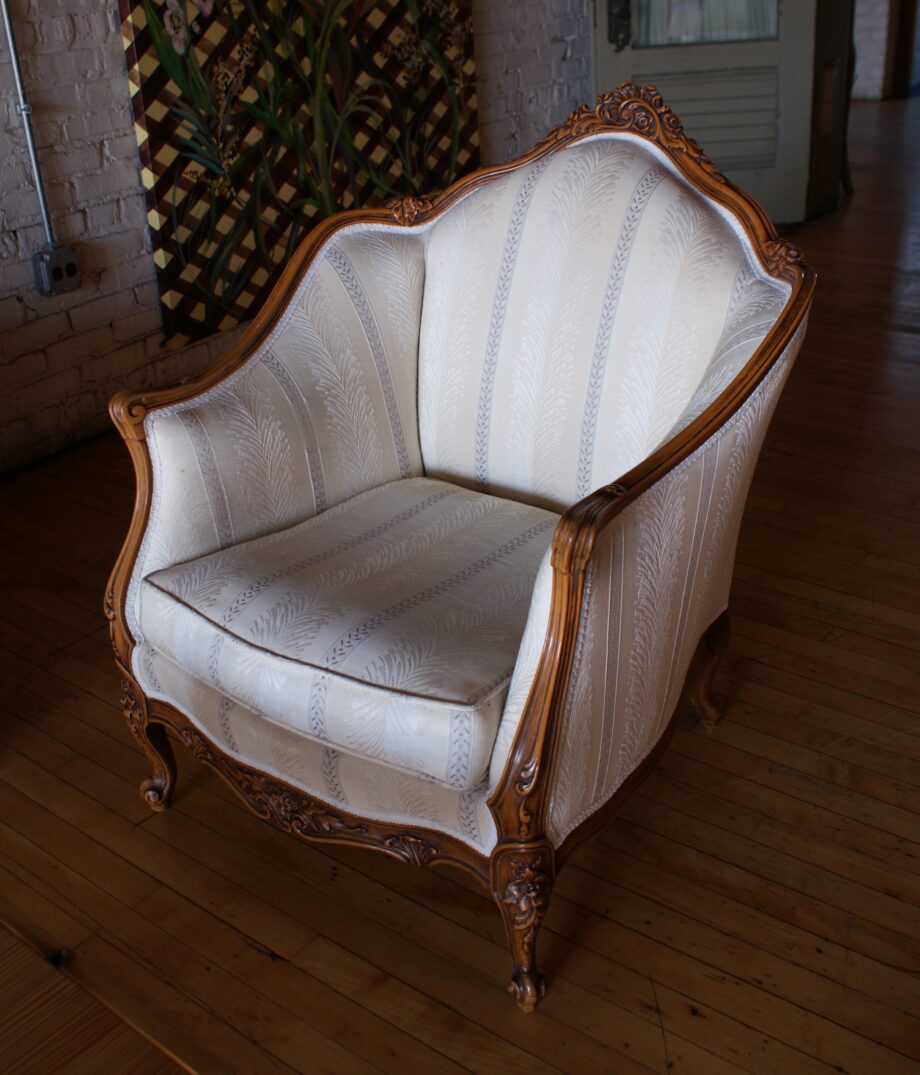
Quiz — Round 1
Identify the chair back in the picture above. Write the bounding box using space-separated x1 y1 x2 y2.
418 134 790 510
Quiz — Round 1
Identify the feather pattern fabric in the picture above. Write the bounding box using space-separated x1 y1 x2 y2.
360 573 523 699
473 157 552 489
669 264 787 434
356 232 425 369
695 345 794 612
575 165 664 498
548 565 597 820
326 246 412 478
615 470 688 783
136 644 499 851
261 350 328 515
415 138 785 511
223 375 299 534
141 477 557 790
130 134 803 853
542 336 804 847
420 189 503 478
301 279 384 496
528 149 628 503
248 589 332 655
611 195 724 479
215 486 456 628
176 411 234 548
165 553 233 611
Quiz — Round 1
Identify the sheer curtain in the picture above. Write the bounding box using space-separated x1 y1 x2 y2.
636 0 778 47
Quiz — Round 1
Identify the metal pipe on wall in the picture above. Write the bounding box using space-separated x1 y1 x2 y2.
1 0 81 296
0 0 55 247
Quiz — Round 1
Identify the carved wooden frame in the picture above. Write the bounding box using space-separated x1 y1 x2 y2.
106 83 815 1011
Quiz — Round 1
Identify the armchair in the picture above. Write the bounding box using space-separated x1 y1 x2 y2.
106 84 814 1011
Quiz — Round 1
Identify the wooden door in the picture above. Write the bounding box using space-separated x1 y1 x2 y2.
593 0 818 222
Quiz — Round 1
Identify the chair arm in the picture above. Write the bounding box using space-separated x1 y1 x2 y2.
107 222 425 664
488 318 807 847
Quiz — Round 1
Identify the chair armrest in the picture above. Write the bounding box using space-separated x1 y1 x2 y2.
107 221 425 663
488 317 808 847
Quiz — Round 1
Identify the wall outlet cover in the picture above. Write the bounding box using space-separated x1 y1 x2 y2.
32 243 81 297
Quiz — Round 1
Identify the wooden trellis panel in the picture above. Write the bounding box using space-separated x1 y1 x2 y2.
120 0 479 344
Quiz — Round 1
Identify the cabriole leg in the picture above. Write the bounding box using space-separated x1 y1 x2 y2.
490 843 555 1012
121 677 176 810
684 610 731 729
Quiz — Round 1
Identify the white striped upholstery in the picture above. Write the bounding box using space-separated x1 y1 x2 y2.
539 326 805 844
135 643 498 852
127 229 426 643
128 128 802 850
419 136 789 510
137 478 556 791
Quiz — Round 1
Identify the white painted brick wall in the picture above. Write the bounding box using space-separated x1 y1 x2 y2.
1 0 591 473
472 0 592 164
0 0 234 473
852 0 898 99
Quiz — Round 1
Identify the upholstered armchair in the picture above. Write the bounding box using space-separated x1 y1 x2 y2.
106 84 814 1011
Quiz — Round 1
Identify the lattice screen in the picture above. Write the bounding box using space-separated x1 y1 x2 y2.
120 0 479 344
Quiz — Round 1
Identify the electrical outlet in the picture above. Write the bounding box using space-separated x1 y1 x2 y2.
32 243 81 297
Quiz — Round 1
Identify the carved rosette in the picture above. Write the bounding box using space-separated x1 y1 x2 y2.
537 83 726 185
386 195 434 226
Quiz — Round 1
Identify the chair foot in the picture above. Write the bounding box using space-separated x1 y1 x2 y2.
491 842 554 1013
507 967 546 1012
684 611 731 729
121 678 176 811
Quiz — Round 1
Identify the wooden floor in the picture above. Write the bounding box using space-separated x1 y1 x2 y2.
1 97 919 1075
0 926 181 1074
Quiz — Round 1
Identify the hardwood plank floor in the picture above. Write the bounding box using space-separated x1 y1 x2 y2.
1 96 918 1073
0 924 182 1074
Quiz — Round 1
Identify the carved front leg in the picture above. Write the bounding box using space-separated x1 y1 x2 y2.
684 610 731 728
490 842 555 1012
121 678 176 810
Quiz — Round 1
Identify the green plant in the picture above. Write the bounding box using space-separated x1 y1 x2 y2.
139 0 475 338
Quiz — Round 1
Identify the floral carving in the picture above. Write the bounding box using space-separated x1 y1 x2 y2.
763 238 805 278
493 846 554 1010
501 857 550 949
179 727 367 839
386 195 435 225
121 678 146 741
536 83 726 184
382 833 440 866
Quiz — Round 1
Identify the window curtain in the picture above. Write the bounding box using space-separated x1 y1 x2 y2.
636 0 778 46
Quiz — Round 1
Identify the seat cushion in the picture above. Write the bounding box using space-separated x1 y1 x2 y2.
138 477 558 789
134 642 500 853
